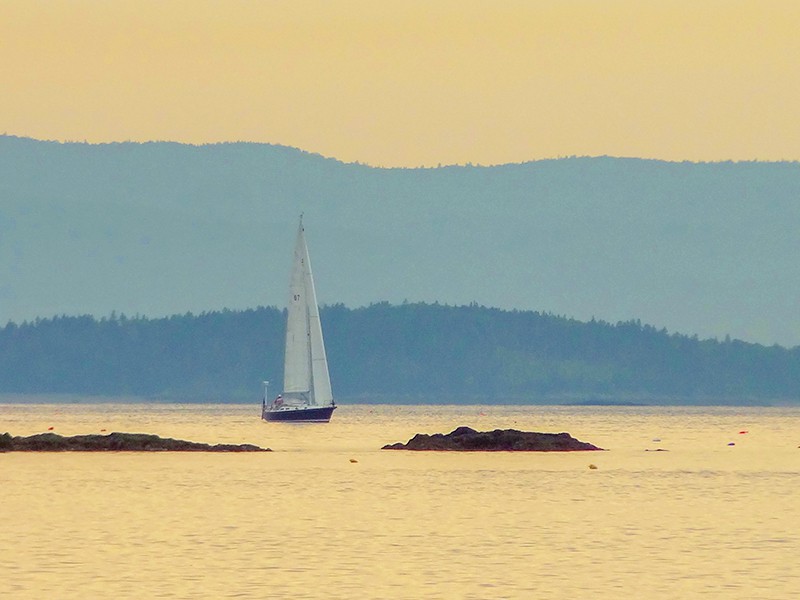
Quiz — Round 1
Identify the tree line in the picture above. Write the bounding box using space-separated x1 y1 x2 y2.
1 302 798 404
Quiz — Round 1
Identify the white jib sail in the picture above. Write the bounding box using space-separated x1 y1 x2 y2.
302 230 333 406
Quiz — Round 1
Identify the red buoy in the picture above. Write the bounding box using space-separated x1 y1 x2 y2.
47 426 54 431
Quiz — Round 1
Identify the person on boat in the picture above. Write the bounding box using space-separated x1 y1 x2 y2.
273 395 283 408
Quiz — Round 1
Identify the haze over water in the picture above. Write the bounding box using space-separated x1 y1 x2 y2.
2 403 799 599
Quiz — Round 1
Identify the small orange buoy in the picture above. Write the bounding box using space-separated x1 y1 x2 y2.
47 426 54 431
100 429 107 432
739 430 748 434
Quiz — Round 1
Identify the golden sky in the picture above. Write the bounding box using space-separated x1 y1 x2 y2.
2 0 799 166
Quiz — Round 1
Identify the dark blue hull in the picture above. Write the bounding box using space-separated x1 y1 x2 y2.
262 405 336 423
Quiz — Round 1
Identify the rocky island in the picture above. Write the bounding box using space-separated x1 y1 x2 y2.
382 426 603 452
0 432 270 452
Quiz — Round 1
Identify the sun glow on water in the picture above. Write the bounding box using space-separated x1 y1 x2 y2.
2 403 799 598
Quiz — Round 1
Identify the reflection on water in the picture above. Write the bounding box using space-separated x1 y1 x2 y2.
2 403 799 599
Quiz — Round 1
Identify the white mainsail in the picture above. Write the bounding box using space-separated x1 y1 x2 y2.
281 217 333 406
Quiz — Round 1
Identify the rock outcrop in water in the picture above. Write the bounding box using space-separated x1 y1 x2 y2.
0 432 270 452
382 426 603 452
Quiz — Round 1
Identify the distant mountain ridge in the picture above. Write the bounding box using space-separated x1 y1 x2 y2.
2 135 799 346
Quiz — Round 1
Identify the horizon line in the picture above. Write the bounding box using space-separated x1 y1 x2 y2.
4 133 799 170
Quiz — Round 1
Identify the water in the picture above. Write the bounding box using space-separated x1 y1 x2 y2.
2 403 799 599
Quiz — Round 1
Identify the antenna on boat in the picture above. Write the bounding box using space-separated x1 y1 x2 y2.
261 380 269 416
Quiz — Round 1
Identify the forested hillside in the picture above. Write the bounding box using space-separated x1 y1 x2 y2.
1 303 798 405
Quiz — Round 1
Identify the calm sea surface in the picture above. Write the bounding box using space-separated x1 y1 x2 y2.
2 403 799 599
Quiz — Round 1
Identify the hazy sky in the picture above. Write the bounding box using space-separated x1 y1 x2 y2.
2 0 799 166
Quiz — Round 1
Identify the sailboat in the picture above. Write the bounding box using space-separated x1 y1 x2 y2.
262 216 337 423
